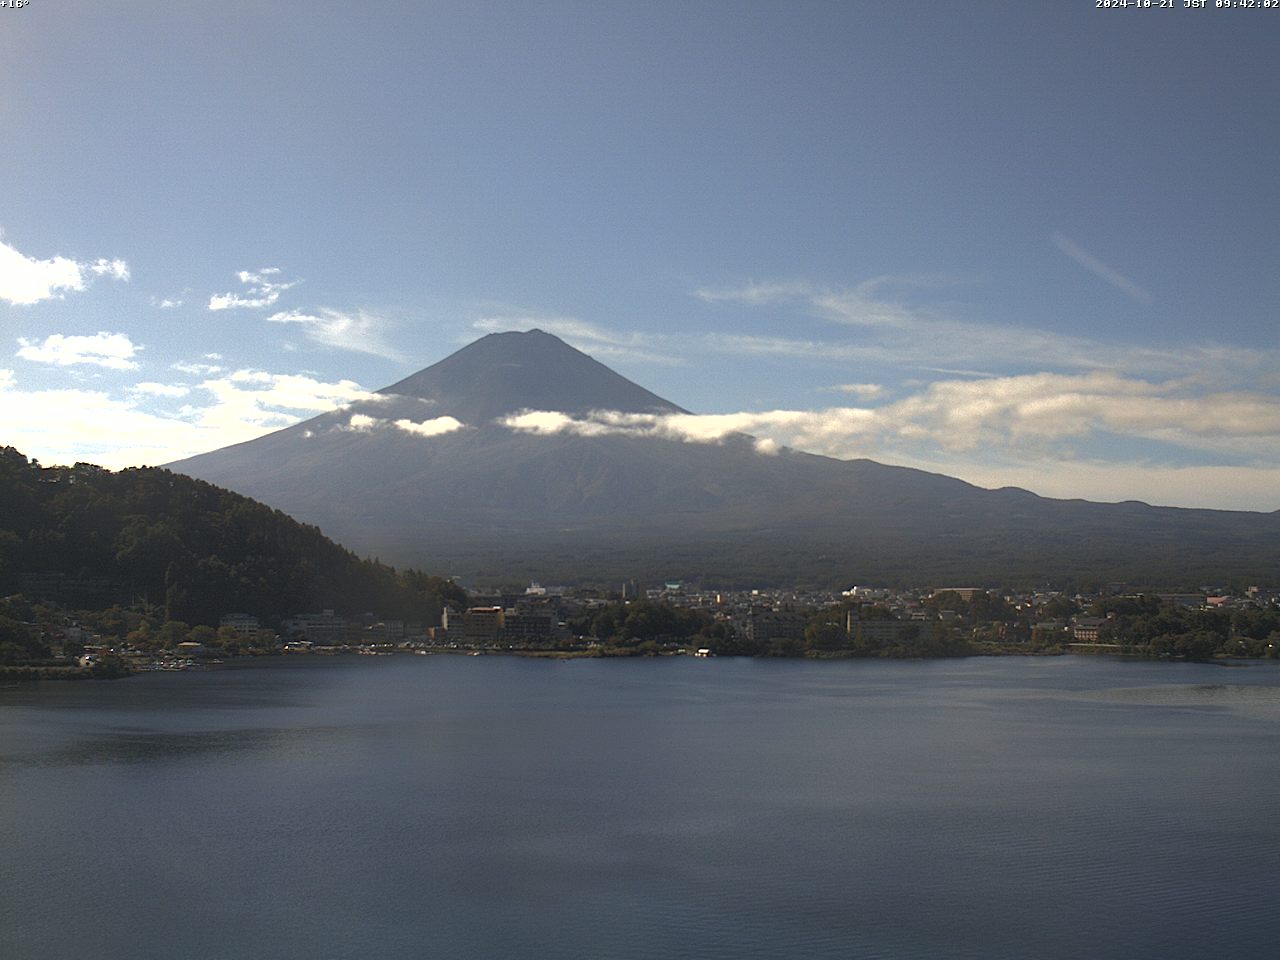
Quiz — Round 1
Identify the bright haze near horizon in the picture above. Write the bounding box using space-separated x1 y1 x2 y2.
1 1 1277 511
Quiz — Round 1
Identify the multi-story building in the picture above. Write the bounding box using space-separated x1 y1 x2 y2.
848 618 933 647
282 610 345 645
219 613 261 635
744 607 808 642
503 608 556 642
463 606 505 642
1071 617 1112 643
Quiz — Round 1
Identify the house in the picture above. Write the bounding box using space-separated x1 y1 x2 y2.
1072 617 1112 643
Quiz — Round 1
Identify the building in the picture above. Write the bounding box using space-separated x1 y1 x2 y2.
503 608 556 642
1071 617 1112 643
848 618 933 647
932 588 983 602
463 606 505 642
219 613 260 635
282 610 346 645
745 608 808 642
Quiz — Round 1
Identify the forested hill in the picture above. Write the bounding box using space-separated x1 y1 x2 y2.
0 447 466 627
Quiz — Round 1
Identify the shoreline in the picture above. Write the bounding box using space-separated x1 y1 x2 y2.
5 644 1272 686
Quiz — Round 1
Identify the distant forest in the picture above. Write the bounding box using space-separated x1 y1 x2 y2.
0 447 466 627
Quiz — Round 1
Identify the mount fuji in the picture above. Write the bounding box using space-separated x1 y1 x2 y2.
170 330 1280 587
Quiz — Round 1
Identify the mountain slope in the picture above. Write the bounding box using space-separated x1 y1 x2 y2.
380 329 686 422
169 331 1280 587
0 447 464 625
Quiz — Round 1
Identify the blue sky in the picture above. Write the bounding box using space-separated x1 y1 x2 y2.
2 1 1277 509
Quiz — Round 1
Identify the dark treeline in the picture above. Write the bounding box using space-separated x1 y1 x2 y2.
0 447 466 629
1083 595 1280 660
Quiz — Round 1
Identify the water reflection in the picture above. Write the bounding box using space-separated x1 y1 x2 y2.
3 656 1280 960
2 723 355 768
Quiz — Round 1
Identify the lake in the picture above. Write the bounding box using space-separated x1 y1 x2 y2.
3 655 1279 959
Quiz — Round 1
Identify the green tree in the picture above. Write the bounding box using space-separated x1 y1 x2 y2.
159 620 191 647
805 620 848 652
188 625 217 646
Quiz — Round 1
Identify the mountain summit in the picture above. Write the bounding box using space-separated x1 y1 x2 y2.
379 329 685 424
170 331 1280 586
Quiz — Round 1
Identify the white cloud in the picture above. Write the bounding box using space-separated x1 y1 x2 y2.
393 416 464 438
88 259 129 281
0 385 199 468
1051 232 1154 305
495 368 1280 508
267 308 404 360
0 239 130 305
872 372 1280 458
203 369 376 414
153 297 184 309
208 267 297 310
335 412 465 437
335 413 466 438
0 365 382 469
3 350 1279 508
172 360 224 375
831 383 885 399
500 407 826 447
15 332 141 370
129 382 190 398
502 409 619 437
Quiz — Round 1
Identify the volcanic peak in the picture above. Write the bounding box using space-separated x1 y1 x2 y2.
377 329 686 425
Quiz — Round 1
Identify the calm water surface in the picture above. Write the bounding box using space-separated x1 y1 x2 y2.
3 655 1279 959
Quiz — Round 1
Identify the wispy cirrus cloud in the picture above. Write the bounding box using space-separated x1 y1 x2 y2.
471 286 1278 396
267 308 404 360
692 273 1271 383
0 238 129 305
16 332 141 370
694 274 959 328
208 267 297 310
1051 232 1154 305
692 280 813 305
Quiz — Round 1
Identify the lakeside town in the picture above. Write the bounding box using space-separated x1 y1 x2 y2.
4 578 1280 681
